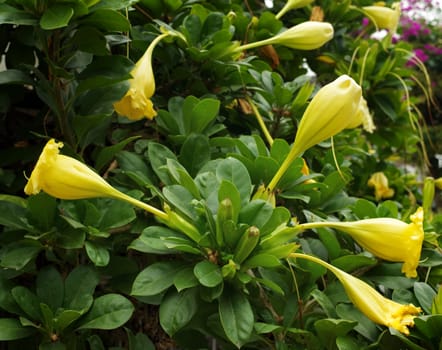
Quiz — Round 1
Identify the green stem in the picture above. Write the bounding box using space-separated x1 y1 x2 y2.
232 37 274 53
267 146 299 192
111 191 169 221
246 96 274 146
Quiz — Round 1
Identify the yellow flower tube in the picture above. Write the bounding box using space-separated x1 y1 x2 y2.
275 0 315 20
290 253 421 335
298 207 424 278
267 75 362 191
367 172 394 201
24 139 168 220
113 32 169 121
362 2 401 32
234 21 334 52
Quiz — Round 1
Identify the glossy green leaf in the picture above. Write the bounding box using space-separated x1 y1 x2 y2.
314 318 357 348
159 288 198 336
414 282 436 314
11 286 41 321
193 261 223 287
219 288 254 348
126 328 155 350
131 262 183 296
0 318 36 340
85 241 110 267
36 266 64 312
0 240 43 270
0 4 38 25
179 134 211 177
173 267 199 292
64 266 99 312
40 4 74 30
80 9 130 31
216 157 252 206
77 294 134 330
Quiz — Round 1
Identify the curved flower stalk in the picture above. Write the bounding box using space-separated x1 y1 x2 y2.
24 139 169 220
367 172 394 201
275 0 315 20
233 21 334 53
267 75 363 191
297 207 424 278
113 32 170 121
290 253 421 335
361 2 401 33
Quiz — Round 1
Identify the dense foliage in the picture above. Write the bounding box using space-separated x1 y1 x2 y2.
0 0 441 349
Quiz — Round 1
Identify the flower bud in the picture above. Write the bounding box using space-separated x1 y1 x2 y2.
362 2 401 32
268 21 334 50
292 75 362 157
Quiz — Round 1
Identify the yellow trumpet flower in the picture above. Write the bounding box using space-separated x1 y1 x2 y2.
267 75 362 191
435 177 442 190
367 172 394 201
234 21 334 53
362 2 401 32
298 207 424 278
24 139 168 220
113 32 169 121
275 0 315 20
290 253 422 335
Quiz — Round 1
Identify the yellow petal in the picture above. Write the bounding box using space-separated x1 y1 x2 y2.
363 2 401 32
291 253 421 335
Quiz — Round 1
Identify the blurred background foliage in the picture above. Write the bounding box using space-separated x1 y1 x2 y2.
0 0 441 349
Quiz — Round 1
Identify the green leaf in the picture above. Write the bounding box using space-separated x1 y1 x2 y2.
188 98 220 133
95 136 140 172
147 142 177 186
413 282 436 314
54 309 82 333
216 158 252 206
219 288 254 348
163 185 197 220
36 266 64 312
238 200 274 229
173 267 199 292
335 304 378 341
64 265 99 312
131 262 183 296
11 287 41 321
85 241 110 267
77 294 134 330
314 318 357 349
0 69 34 85
0 201 33 231
0 278 21 315
431 286 442 314
179 134 211 177
80 8 130 31
159 288 198 336
126 328 155 350
193 261 223 287
40 4 74 30
331 254 377 273
129 226 188 254
27 192 57 231
0 240 43 270
0 318 36 340
0 4 38 25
